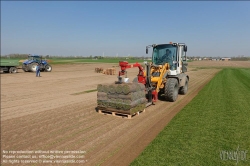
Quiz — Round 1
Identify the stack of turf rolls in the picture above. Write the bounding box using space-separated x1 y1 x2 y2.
97 83 147 115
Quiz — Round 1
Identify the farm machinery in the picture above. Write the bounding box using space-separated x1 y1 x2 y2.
97 42 189 117
0 59 19 73
22 55 52 72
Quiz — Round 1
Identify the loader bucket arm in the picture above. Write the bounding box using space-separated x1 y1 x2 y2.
118 61 146 85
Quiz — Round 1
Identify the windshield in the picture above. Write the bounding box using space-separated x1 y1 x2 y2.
152 44 177 65
28 56 33 61
28 56 41 62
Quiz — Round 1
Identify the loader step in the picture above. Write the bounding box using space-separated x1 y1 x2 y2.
97 109 145 119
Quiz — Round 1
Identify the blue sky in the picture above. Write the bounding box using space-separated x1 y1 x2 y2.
1 1 250 57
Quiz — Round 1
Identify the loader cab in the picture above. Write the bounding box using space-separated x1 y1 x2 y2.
147 43 188 75
152 44 177 69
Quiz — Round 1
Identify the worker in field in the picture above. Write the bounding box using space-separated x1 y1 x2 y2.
36 63 41 77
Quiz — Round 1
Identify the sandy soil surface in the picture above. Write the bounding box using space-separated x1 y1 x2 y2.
1 61 248 165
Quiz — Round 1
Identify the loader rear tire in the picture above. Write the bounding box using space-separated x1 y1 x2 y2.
179 79 188 95
165 78 179 102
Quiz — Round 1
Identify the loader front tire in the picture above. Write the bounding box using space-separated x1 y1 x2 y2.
179 79 188 95
165 78 179 102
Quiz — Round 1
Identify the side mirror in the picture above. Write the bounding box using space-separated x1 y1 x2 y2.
146 48 148 54
184 45 187 52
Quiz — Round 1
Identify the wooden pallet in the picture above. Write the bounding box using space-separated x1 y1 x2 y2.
98 109 145 119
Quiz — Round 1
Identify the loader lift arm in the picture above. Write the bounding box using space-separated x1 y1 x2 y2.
118 61 146 84
117 61 157 105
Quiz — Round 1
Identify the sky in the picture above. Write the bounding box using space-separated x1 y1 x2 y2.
1 1 250 57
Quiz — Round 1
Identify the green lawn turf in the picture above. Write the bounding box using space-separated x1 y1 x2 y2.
131 68 250 166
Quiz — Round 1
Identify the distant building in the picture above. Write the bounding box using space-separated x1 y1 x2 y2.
221 58 231 61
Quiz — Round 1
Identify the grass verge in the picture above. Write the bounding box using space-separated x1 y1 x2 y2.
71 89 97 95
49 58 147 64
130 68 250 166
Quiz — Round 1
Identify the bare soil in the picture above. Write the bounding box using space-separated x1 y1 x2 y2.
1 61 248 165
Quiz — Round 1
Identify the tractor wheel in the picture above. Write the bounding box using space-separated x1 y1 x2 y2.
22 64 28 72
9 67 17 73
179 79 188 95
45 65 52 72
165 78 179 102
29 63 37 72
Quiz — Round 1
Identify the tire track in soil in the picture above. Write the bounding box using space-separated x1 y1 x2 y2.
2 105 102 150
1 97 97 134
1 93 96 120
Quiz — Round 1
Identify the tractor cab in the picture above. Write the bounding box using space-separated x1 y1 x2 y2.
27 55 42 63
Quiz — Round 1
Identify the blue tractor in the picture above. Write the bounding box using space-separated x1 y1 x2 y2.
22 55 52 72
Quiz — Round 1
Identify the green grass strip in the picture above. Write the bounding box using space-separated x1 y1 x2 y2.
131 68 250 166
71 89 97 95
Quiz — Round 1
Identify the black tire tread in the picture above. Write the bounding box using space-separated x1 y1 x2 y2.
179 79 188 95
165 78 178 102
45 64 52 72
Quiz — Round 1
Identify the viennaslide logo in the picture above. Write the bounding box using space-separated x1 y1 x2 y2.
220 145 248 165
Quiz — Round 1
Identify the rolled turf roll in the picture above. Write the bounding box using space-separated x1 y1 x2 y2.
135 83 142 91
107 94 118 99
102 100 109 107
134 92 138 100
123 99 131 105
115 84 123 94
139 98 147 104
110 98 117 108
122 83 138 95
97 100 103 106
97 84 103 92
121 104 131 111
120 99 141 110
97 92 108 100
140 91 146 98
121 99 131 110
118 93 135 101
138 83 145 90
102 84 109 93
108 84 118 94
106 100 112 107
115 98 123 109
136 91 142 98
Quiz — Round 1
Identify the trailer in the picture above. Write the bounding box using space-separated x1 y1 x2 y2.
0 60 19 73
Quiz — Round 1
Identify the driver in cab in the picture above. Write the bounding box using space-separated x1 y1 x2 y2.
162 49 172 63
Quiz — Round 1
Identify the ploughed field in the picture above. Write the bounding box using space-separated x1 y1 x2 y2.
1 61 249 165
